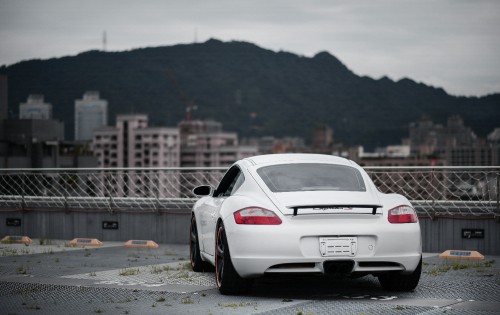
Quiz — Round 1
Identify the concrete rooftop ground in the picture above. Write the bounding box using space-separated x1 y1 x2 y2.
0 240 499 315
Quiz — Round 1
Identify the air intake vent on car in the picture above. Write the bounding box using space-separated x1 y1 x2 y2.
358 261 402 267
269 263 316 269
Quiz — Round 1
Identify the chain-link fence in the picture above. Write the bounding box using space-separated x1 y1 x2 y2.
367 166 499 218
0 167 498 218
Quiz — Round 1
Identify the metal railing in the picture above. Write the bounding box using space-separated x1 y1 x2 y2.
0 166 498 218
366 166 499 218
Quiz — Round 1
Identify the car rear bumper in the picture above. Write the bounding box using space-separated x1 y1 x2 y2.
224 214 422 278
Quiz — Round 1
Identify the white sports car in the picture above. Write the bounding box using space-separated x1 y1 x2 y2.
190 154 422 295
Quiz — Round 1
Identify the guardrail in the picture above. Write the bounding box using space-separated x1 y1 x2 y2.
0 166 498 218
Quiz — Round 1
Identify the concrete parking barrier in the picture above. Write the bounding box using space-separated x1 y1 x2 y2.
439 250 484 260
0 235 32 245
69 238 103 247
124 240 159 249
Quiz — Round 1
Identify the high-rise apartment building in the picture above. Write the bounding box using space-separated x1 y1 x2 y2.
0 119 64 168
179 120 258 167
311 125 334 154
75 91 108 140
93 114 180 197
409 115 476 157
19 95 52 120
178 119 258 196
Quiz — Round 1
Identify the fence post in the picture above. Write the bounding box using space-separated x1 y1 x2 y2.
156 176 161 215
64 188 68 213
496 174 499 222
21 173 26 210
105 172 113 214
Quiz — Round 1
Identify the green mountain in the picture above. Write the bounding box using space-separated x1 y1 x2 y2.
1 39 499 148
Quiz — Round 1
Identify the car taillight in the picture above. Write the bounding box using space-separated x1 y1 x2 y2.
388 205 418 223
233 207 282 225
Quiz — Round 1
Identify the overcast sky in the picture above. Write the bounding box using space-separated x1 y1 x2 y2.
1 0 499 96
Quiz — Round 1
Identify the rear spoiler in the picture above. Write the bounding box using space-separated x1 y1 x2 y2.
289 205 382 216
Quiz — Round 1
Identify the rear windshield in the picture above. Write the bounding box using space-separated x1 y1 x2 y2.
256 163 366 192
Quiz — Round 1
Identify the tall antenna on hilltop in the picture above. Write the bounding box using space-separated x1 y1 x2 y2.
102 31 107 51
194 27 198 43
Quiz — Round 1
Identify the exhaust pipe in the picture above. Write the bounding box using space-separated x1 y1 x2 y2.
323 260 355 275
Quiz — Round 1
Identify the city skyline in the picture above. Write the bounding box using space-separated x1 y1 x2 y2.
1 0 500 97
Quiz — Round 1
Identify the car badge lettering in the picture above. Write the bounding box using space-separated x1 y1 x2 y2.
312 207 353 210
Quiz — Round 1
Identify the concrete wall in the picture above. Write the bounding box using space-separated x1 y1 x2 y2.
0 211 190 244
1 211 499 255
419 217 500 255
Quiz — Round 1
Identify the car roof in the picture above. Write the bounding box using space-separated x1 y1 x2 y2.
243 153 354 167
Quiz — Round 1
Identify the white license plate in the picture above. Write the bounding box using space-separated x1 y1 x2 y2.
319 237 357 257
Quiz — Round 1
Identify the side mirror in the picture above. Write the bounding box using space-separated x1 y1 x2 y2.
192 185 212 196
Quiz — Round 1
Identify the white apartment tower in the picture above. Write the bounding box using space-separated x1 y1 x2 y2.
92 114 180 197
75 91 108 141
178 120 258 195
179 120 258 167
19 95 52 119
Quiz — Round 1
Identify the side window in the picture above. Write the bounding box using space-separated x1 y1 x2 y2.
214 166 243 197
231 172 245 195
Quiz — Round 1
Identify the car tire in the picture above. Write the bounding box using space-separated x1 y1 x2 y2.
190 216 213 272
378 257 422 291
215 222 252 295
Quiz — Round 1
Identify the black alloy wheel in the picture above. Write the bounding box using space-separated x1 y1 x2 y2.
378 256 422 291
190 215 205 272
215 224 225 286
215 223 252 295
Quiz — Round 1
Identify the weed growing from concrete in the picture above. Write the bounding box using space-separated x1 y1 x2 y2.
426 260 496 276
119 268 140 276
221 302 252 308
150 266 164 274
16 265 29 275
393 306 408 310
181 297 193 304
427 265 451 276
43 248 54 255
448 260 495 270
1 248 18 256
175 271 190 279
483 260 495 267
39 238 53 246
20 248 32 255
178 262 191 270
